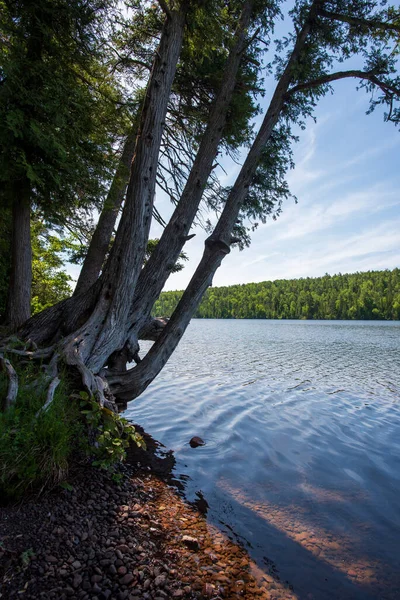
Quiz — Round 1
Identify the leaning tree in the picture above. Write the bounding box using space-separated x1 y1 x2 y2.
1 0 399 411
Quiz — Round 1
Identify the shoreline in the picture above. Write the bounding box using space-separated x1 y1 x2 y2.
1 431 295 600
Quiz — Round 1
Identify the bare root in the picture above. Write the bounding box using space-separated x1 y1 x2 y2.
36 376 61 417
61 341 118 412
0 354 18 410
0 345 54 361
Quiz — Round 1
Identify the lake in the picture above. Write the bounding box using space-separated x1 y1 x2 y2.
125 319 400 600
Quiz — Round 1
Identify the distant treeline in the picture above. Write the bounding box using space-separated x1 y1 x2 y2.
153 269 400 320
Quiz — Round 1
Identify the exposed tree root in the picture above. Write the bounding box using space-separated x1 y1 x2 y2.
0 314 169 416
60 341 118 412
35 376 61 417
0 354 18 410
0 346 55 360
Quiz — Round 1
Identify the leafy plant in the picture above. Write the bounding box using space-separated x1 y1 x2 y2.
79 392 146 471
20 548 34 567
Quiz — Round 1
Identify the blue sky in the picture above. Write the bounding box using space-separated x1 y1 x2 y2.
152 78 400 292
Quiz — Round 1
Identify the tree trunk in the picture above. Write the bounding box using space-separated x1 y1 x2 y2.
57 6 188 375
106 0 321 401
126 0 255 339
74 128 138 296
5 179 32 330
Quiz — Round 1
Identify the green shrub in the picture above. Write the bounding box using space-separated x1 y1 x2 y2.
0 364 146 501
79 392 146 477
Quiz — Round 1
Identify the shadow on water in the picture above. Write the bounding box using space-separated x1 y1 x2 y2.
206 477 400 600
126 428 399 600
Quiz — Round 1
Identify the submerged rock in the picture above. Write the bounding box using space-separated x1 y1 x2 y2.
189 436 205 448
182 535 200 551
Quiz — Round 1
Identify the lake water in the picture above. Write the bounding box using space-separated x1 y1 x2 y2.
125 319 400 600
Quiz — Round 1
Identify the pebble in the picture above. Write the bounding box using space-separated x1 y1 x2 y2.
154 574 166 587
0 457 282 600
120 573 134 586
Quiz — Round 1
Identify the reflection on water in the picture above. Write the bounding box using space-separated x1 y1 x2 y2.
125 319 400 599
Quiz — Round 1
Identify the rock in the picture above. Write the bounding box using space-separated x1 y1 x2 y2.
203 582 215 597
189 436 205 448
46 555 58 564
63 587 75 596
143 578 152 590
120 573 134 586
182 536 200 551
154 575 166 587
73 574 83 589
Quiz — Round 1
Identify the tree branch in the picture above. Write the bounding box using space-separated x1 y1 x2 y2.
286 69 400 98
318 8 400 35
157 0 171 19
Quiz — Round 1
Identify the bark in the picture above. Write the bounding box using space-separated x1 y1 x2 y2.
107 0 322 401
126 0 255 340
18 278 102 346
5 178 32 329
74 128 138 296
59 5 188 374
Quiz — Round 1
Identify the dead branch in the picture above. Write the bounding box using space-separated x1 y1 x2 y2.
318 8 400 35
138 316 169 341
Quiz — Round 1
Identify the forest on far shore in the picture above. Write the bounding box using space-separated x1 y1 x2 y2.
153 269 400 321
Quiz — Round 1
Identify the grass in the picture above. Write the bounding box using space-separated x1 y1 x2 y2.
0 360 146 503
0 363 84 502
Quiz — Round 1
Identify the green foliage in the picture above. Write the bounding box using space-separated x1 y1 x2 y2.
31 221 73 314
20 548 35 568
145 239 188 274
0 0 124 221
79 392 146 472
0 213 74 320
0 366 83 502
153 269 400 321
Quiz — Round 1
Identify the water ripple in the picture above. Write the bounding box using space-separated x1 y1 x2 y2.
127 320 400 599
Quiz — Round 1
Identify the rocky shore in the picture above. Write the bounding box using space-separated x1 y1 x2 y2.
0 435 293 600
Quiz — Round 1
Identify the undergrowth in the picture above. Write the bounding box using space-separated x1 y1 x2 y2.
0 361 145 503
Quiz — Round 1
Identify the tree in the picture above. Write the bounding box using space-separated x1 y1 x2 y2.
0 0 123 327
1 0 399 411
